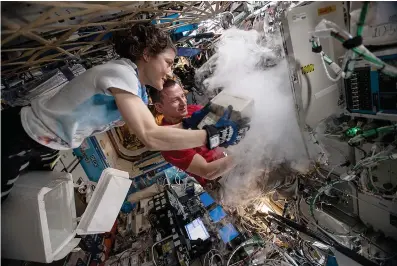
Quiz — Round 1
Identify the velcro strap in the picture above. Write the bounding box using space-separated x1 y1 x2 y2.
342 36 363 50
203 125 221 149
312 45 322 53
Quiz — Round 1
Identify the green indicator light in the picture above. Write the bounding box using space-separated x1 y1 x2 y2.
345 127 361 138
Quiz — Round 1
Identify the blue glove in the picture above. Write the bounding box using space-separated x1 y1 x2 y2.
203 105 250 149
182 103 212 129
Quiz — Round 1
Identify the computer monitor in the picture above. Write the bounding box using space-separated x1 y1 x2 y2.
209 205 226 223
218 223 239 243
199 192 215 208
185 218 210 241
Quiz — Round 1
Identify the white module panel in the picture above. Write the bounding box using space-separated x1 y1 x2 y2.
285 2 347 127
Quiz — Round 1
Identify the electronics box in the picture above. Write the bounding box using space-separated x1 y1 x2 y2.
1 168 131 263
198 90 254 129
343 49 397 116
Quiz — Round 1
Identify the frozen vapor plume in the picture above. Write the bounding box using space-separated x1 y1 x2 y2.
203 28 310 206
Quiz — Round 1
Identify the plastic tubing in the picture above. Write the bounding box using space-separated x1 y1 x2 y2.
316 19 397 77
356 2 370 37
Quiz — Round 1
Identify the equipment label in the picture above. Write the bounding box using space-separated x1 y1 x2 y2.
372 23 397 38
318 5 336 16
301 64 314 74
292 12 306 22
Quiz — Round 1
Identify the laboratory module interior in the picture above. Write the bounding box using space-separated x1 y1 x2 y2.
1 1 397 266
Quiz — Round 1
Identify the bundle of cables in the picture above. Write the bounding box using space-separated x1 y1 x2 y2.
225 237 274 266
309 2 397 82
203 249 224 266
347 124 397 146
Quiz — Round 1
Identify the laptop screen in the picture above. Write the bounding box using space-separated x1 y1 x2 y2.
185 218 210 241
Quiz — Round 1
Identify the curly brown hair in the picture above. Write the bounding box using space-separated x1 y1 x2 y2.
112 23 176 62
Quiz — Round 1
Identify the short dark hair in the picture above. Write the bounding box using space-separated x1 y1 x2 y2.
112 23 176 62
150 79 180 103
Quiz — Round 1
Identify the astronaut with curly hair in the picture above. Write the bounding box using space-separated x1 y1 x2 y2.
1 24 250 201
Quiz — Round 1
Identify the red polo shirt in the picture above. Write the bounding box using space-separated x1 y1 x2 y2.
160 105 225 186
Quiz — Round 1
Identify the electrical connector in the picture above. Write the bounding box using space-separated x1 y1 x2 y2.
329 62 342 76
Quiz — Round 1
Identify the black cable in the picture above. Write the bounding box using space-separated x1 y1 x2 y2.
354 146 367 158
268 212 379 266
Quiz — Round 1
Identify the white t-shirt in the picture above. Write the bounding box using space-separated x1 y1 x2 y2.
21 58 148 150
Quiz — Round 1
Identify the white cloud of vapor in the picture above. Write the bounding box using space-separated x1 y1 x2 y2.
203 28 311 206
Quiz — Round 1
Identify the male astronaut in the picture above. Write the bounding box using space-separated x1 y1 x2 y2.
150 79 236 187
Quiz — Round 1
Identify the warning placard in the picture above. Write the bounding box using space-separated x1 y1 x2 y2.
318 5 336 16
301 64 315 74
